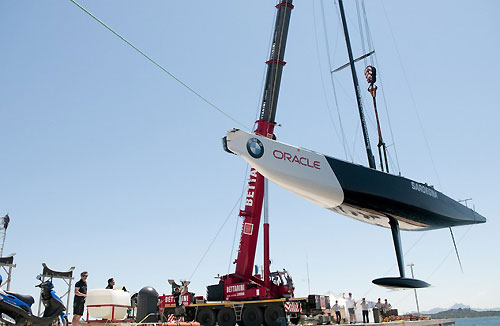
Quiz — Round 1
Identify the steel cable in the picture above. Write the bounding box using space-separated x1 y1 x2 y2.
68 0 250 131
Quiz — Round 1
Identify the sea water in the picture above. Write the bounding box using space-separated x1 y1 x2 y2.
455 316 500 326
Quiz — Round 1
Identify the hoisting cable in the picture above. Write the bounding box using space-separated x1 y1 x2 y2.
68 0 250 131
189 193 246 280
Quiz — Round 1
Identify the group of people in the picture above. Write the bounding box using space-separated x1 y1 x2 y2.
71 271 125 326
330 292 392 324
71 272 392 325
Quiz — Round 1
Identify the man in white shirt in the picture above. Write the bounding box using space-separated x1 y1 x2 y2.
360 297 369 323
344 292 356 324
374 298 383 321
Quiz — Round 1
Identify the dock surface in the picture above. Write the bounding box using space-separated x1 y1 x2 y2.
350 319 454 326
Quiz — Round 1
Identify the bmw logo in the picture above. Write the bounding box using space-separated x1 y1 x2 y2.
247 138 264 159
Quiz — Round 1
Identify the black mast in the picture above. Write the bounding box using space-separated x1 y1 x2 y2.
338 0 376 169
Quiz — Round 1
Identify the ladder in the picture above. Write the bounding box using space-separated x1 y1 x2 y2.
233 304 244 321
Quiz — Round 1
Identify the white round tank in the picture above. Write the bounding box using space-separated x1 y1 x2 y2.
86 289 131 320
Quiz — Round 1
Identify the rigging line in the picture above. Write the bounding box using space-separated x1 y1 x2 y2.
351 120 361 163
190 193 243 280
313 1 344 147
316 0 350 160
360 2 401 174
371 59 402 174
228 164 251 274
330 72 375 132
354 0 368 67
332 2 378 133
385 147 398 175
380 2 442 188
68 0 250 131
323 0 353 160
426 225 474 280
360 0 374 67
449 227 464 273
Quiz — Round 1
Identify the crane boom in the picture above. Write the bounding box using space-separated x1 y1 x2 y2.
218 0 294 301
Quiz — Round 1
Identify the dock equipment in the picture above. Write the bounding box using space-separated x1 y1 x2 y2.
0 254 16 291
37 263 75 317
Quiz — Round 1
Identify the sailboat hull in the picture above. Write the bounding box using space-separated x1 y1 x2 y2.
224 129 486 231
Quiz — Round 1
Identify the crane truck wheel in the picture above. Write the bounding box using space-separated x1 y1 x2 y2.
241 306 263 326
217 307 236 326
196 308 216 326
264 304 285 326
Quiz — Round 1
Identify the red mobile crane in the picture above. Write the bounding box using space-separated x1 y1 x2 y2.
159 2 331 325
214 0 295 302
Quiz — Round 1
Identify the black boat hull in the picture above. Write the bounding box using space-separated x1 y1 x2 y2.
224 130 487 230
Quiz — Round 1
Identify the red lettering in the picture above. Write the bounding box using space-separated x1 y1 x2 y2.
273 150 283 159
272 149 321 170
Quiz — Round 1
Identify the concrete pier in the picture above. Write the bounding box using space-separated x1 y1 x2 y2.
351 320 454 326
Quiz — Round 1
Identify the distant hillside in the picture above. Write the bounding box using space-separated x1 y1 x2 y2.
419 303 500 315
427 308 500 319
422 303 471 314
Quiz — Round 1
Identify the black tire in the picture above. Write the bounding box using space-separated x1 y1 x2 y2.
242 306 263 326
217 307 236 326
51 316 68 326
264 304 285 326
197 308 216 326
290 316 300 325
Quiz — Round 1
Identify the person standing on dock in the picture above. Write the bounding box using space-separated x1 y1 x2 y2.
332 300 341 324
72 271 88 326
360 298 369 323
374 298 383 322
344 292 356 324
382 298 392 318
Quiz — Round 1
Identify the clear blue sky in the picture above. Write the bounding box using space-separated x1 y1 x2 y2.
1 0 499 315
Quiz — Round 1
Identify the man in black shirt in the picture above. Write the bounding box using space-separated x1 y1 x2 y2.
106 278 115 289
72 271 88 326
